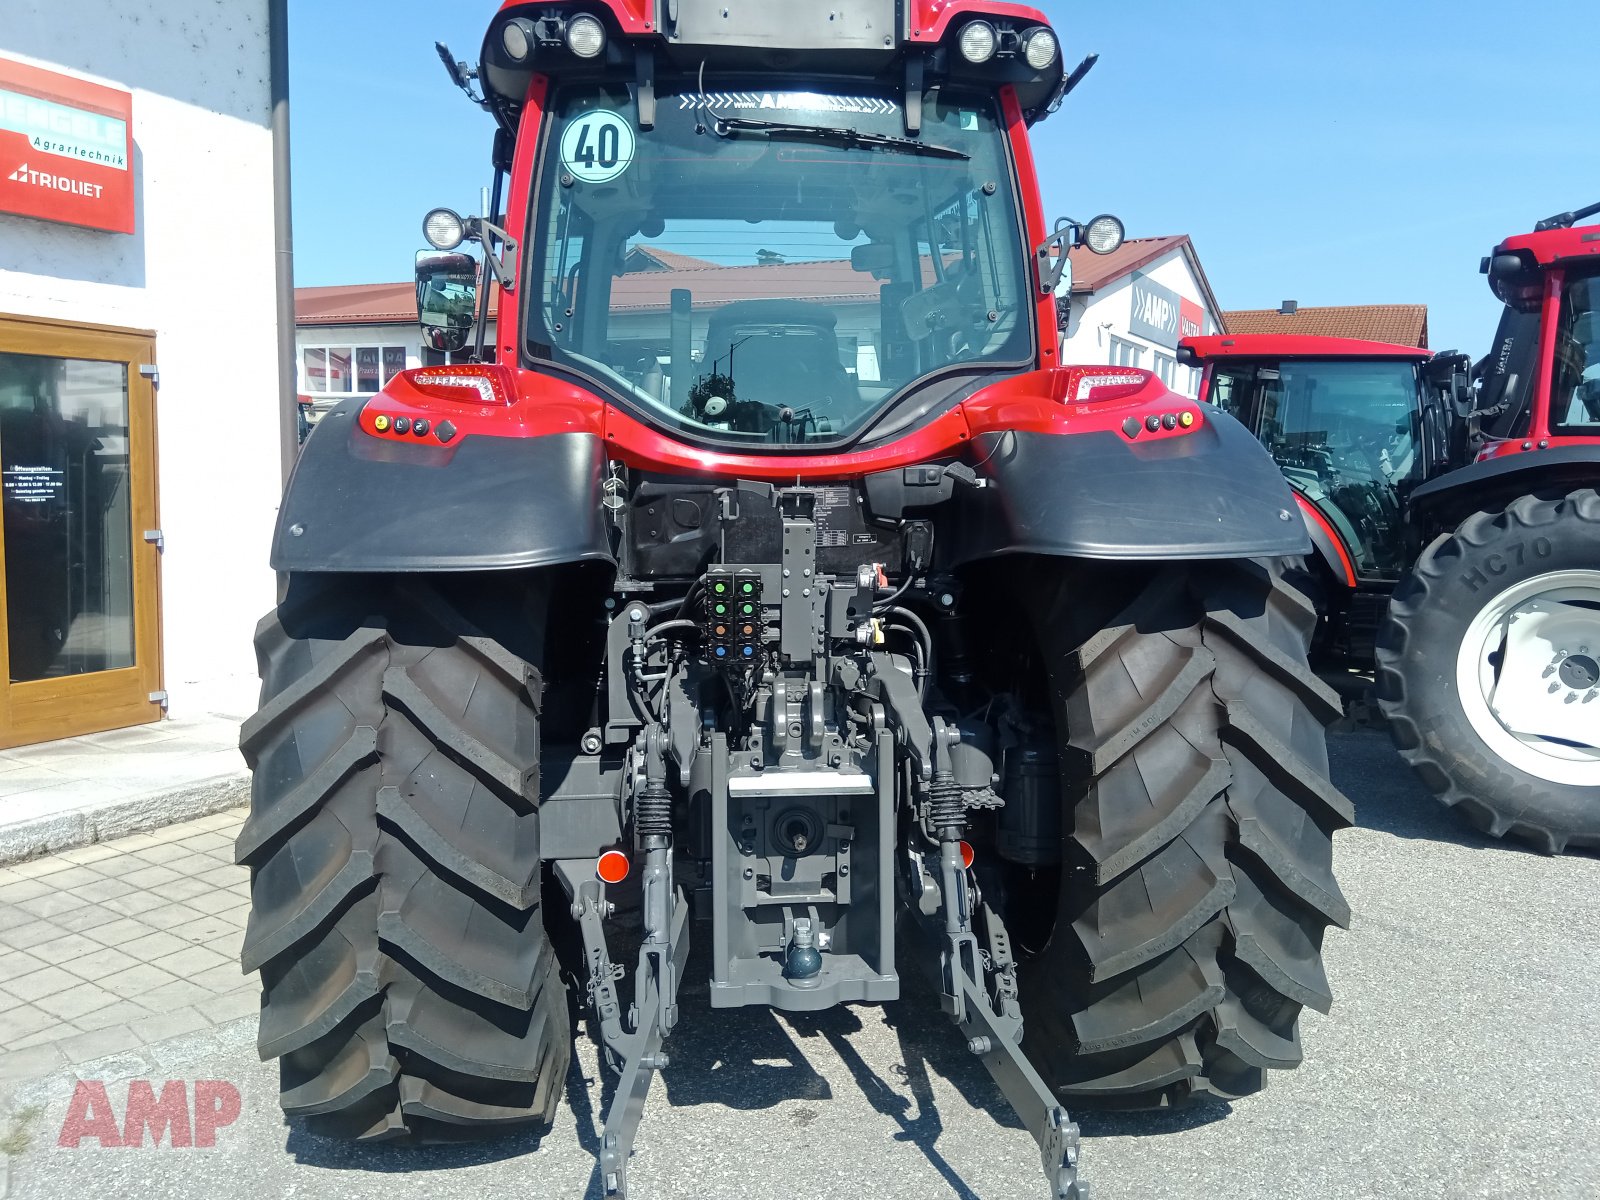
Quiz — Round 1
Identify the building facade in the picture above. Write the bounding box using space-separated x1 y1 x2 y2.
0 3 280 748
1057 235 1225 398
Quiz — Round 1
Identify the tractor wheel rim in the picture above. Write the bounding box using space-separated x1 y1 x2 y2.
1455 568 1600 787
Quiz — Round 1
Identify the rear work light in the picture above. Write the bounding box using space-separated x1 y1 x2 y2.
1021 26 1059 70
1083 214 1126 256
566 14 607 59
501 18 535 62
958 20 998 63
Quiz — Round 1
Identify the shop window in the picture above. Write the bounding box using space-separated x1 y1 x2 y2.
1153 352 1177 387
300 345 410 396
1109 336 1142 368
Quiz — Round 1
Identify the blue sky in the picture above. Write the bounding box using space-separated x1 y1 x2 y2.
289 0 1596 356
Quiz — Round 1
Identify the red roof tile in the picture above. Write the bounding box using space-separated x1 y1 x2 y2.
1065 235 1190 293
1223 304 1429 349
298 255 933 325
296 282 417 326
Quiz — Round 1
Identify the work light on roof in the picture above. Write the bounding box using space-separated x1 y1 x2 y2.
1084 214 1126 256
1021 26 1059 70
501 18 534 63
566 14 607 59
423 208 466 251
958 20 998 64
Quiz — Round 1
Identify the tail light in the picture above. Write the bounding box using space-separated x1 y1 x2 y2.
1062 368 1153 405
403 364 512 407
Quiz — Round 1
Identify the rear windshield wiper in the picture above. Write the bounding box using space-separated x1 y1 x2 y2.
713 116 970 160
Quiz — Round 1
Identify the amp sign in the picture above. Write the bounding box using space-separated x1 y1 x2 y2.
0 57 134 235
1128 273 1182 349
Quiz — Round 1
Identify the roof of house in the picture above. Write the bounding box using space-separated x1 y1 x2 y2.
296 282 419 327
297 251 949 326
1222 304 1430 348
1064 234 1226 330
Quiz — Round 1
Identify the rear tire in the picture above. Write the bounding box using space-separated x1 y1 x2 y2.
236 574 570 1140
1018 558 1352 1108
1376 490 1600 853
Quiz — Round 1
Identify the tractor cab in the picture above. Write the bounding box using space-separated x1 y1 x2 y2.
417 0 1125 452
1180 334 1447 584
1477 201 1600 452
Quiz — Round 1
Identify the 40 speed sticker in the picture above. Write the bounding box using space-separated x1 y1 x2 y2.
561 109 636 184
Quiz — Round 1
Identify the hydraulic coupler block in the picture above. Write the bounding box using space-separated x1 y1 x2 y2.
704 570 764 663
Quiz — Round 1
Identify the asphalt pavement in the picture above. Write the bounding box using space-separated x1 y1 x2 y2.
4 729 1598 1200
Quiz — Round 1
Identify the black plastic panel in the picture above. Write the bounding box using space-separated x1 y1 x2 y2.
271 400 615 573
943 411 1313 564
622 477 907 580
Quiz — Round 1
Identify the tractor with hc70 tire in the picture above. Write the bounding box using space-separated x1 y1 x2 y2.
1180 202 1600 854
240 3 1353 1195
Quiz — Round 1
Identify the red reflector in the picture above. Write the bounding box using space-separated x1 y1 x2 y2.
596 849 631 884
959 840 975 870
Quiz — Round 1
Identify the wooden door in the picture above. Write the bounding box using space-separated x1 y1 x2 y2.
0 314 162 749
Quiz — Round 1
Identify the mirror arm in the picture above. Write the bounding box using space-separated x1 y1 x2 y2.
472 219 519 292
1033 217 1078 296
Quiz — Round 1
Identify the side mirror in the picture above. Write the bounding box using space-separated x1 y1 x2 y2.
415 250 480 354
850 243 897 273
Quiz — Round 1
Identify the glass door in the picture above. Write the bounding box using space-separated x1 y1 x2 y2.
0 315 162 749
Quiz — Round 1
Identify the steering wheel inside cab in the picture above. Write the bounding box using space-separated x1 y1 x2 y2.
899 269 994 360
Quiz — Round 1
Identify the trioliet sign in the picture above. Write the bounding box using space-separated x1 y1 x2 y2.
0 56 134 235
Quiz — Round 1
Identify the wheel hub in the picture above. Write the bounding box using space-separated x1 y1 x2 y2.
1457 569 1600 787
1559 653 1600 691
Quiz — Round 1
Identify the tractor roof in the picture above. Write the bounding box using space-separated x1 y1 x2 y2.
479 1 1064 125
1495 221 1600 270
1179 334 1432 363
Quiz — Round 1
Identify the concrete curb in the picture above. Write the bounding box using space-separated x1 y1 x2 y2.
0 773 249 866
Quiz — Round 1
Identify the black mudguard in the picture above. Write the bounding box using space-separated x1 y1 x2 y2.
271 399 614 573
1407 444 1600 527
945 408 1311 564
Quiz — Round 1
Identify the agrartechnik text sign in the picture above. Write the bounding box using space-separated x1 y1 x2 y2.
0 57 134 235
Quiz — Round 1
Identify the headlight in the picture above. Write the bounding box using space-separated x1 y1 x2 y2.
1021 27 1059 70
501 18 534 63
423 208 466 251
1084 214 1126 256
566 14 607 59
957 21 997 64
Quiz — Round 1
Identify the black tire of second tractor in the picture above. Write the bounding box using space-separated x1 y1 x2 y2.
1376 489 1600 853
1018 557 1352 1108
236 574 569 1139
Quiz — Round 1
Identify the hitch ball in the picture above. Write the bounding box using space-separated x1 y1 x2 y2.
784 919 823 988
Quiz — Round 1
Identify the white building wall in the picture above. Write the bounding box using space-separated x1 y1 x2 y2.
0 1 278 713
1058 247 1218 399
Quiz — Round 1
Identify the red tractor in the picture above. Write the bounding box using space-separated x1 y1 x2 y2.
242 4 1353 1195
1182 203 1600 853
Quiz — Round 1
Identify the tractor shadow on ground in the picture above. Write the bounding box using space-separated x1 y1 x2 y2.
1326 729 1513 851
569 942 1052 1200
284 1116 552 1173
